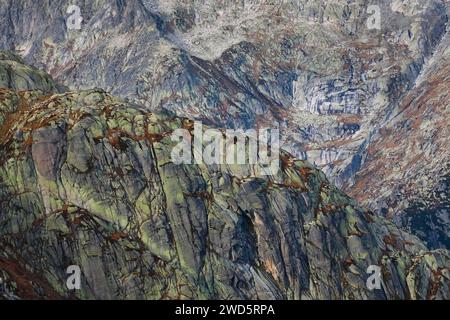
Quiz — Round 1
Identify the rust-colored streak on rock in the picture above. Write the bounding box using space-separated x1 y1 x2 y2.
0 257 64 300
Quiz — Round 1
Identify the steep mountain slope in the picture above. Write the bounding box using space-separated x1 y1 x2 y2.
2 0 447 260
1 0 447 176
346 29 450 250
0 53 449 300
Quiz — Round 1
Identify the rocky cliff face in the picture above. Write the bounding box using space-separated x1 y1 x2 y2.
0 53 449 300
346 30 450 250
1 1 448 233
1 0 447 167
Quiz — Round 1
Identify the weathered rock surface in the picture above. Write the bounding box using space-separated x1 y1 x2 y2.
346 30 450 250
1 0 447 166
0 51 64 93
1 1 448 250
0 54 448 300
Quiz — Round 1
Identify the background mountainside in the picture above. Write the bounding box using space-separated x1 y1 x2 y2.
346 31 450 250
0 52 448 299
